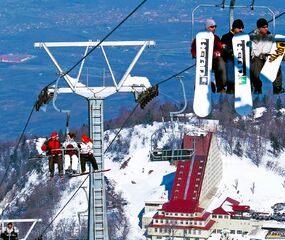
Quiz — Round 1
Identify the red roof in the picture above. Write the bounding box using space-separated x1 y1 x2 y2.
222 197 240 206
212 207 230 215
232 204 250 212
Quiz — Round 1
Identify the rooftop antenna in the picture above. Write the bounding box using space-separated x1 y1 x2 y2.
34 40 155 240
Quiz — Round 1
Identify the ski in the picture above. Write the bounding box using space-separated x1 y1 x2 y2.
232 33 253 116
66 168 111 177
260 34 285 85
193 31 214 118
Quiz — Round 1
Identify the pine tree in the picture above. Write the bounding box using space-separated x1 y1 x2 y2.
270 134 282 155
234 141 243 157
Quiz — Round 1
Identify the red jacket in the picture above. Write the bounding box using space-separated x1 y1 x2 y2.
41 138 61 155
191 34 224 59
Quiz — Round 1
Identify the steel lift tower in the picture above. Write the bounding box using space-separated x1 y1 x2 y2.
34 40 155 240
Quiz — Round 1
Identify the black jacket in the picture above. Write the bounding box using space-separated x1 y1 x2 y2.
1 228 18 240
221 31 235 62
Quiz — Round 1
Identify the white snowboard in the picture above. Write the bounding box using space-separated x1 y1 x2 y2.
260 34 285 83
193 31 214 118
232 33 253 116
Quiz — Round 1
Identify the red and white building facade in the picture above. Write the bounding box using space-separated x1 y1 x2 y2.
143 132 282 240
144 132 223 239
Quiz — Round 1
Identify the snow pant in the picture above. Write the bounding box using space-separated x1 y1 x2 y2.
49 154 63 177
80 153 98 173
64 154 78 171
225 59 235 92
250 57 282 93
212 57 227 92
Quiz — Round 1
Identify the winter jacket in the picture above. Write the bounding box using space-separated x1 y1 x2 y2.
250 29 274 59
191 34 224 59
41 138 61 156
1 227 18 240
62 139 78 156
80 141 93 155
221 30 235 62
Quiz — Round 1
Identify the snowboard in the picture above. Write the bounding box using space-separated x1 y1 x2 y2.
66 168 111 177
260 34 285 84
193 31 214 118
232 33 253 116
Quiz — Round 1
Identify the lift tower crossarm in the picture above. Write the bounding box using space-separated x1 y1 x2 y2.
34 40 155 99
34 41 155 48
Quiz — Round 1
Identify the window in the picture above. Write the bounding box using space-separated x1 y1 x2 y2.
237 230 242 234
230 230 235 234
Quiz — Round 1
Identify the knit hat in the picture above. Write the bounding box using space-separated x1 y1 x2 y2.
256 18 268 28
205 19 216 29
232 19 244 29
82 134 90 143
51 132 58 138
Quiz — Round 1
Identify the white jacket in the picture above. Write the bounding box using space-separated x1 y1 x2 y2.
62 139 78 149
250 29 274 58
80 141 93 154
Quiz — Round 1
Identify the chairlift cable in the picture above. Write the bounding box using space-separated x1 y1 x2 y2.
156 64 196 86
0 104 35 188
39 175 89 237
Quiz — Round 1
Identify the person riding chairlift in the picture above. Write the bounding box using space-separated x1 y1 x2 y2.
62 132 79 174
79 134 98 173
41 132 64 180
191 19 227 93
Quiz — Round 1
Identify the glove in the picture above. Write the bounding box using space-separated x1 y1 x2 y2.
213 52 221 58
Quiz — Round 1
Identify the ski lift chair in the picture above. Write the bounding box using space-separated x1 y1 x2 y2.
149 78 195 163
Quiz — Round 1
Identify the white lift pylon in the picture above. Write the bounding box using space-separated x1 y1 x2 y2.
34 40 155 240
